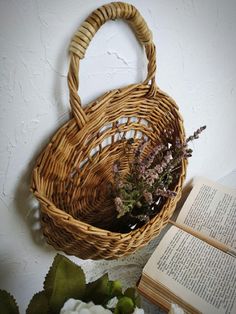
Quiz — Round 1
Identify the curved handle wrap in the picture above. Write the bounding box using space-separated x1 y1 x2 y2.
68 2 157 128
70 2 153 59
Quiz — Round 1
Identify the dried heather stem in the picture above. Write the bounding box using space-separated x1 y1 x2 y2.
112 125 206 224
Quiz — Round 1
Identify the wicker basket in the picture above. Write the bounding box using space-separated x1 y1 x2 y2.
31 2 187 260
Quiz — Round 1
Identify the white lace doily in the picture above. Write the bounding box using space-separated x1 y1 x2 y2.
70 227 170 314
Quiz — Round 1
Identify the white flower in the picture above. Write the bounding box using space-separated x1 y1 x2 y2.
106 297 118 309
168 303 184 314
60 299 112 314
133 307 145 314
60 298 145 314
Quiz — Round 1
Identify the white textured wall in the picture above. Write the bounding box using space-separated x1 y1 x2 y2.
0 0 236 312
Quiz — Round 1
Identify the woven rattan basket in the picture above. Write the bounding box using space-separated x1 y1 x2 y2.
31 2 187 260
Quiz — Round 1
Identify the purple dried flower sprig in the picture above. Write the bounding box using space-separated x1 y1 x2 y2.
112 126 206 223
186 125 206 143
155 188 177 198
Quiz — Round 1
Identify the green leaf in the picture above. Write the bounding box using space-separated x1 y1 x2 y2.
124 288 141 308
44 254 86 314
26 291 49 314
84 273 109 305
0 290 19 314
114 296 135 314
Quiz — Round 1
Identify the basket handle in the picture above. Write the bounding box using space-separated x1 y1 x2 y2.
68 2 157 128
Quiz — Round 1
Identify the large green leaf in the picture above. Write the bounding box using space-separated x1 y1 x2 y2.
84 273 110 305
44 254 86 313
26 291 49 314
0 290 19 314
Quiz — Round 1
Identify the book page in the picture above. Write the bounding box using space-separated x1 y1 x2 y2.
143 226 236 314
176 177 236 249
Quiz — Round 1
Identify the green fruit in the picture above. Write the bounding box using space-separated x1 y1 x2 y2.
115 296 135 314
109 280 122 297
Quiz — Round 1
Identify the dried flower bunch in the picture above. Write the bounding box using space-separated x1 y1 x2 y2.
112 126 206 231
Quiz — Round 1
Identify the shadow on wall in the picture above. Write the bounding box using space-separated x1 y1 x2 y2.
13 34 72 253
14 140 53 252
171 177 194 221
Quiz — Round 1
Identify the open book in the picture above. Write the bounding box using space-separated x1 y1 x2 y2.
137 177 236 314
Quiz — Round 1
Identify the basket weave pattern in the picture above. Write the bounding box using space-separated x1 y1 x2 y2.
32 2 187 260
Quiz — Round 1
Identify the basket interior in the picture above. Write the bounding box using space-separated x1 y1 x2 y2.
34 85 183 231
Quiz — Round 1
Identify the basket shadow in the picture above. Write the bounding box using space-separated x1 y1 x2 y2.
14 136 55 252
13 33 73 251
0 258 13 291
171 178 194 221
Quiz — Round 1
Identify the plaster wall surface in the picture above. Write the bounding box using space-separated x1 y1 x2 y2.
0 1 236 312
